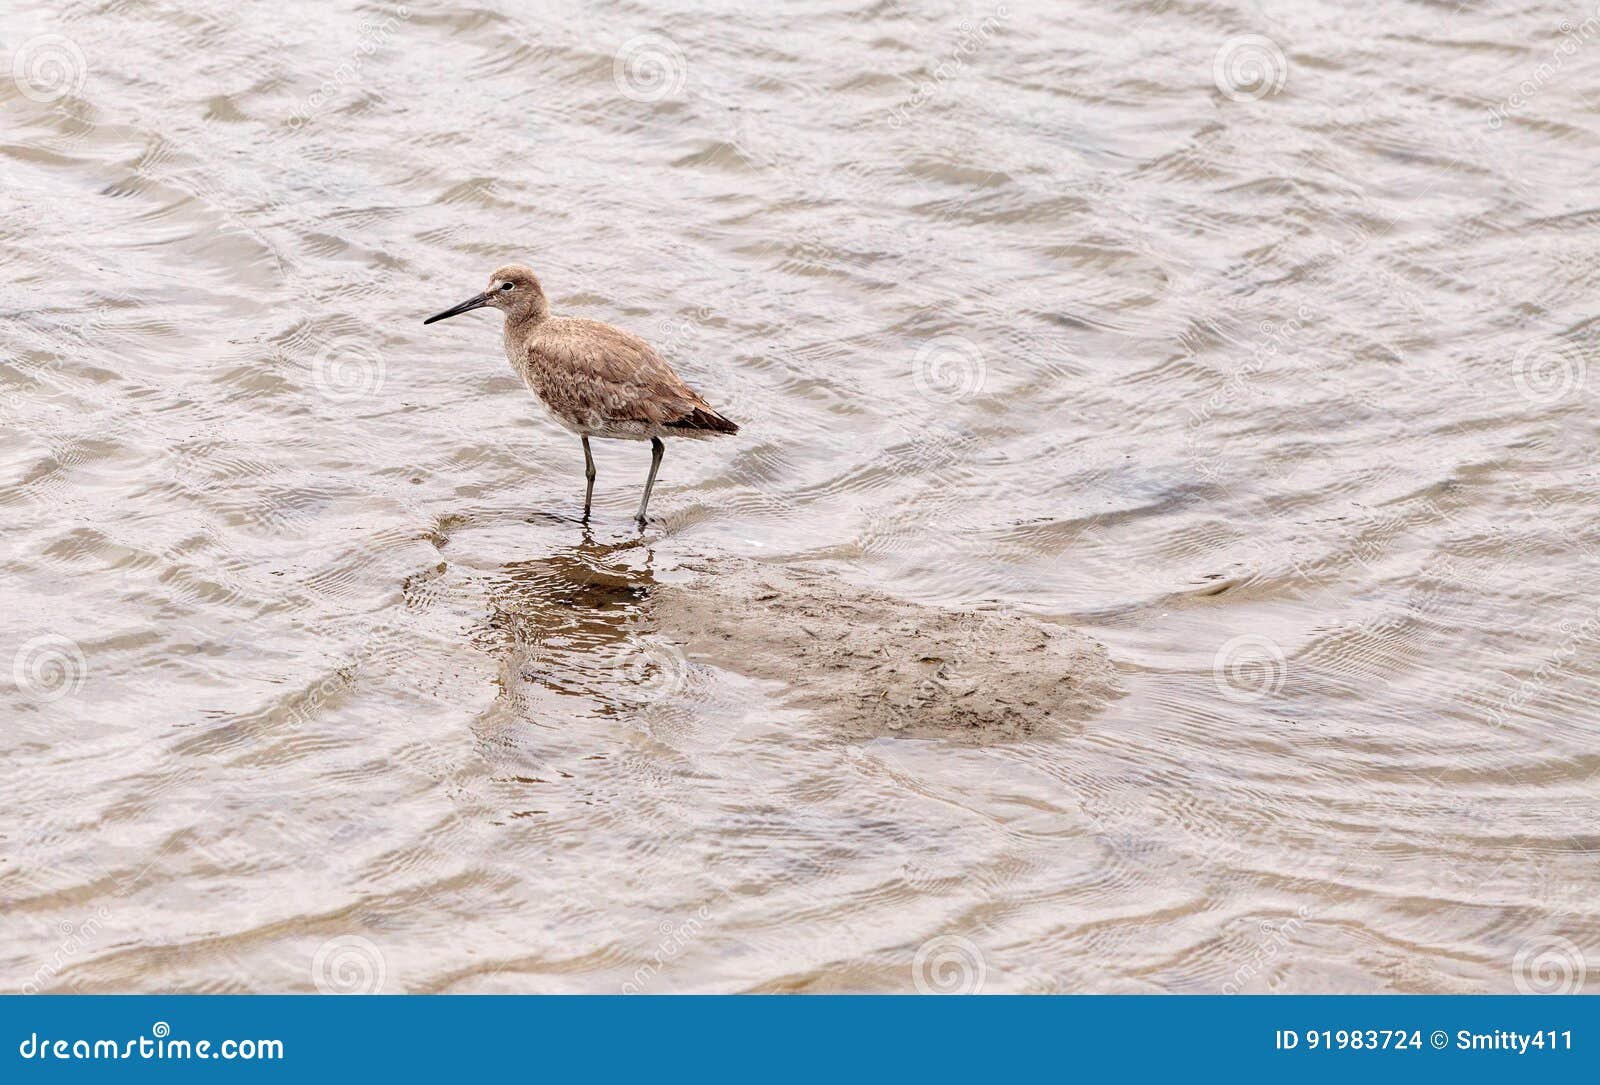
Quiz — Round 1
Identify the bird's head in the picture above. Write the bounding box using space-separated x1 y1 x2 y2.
423 263 548 326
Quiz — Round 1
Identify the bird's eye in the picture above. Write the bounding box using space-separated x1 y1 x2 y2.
500 282 514 292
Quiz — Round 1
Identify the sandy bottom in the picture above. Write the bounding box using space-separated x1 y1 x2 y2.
649 558 1120 740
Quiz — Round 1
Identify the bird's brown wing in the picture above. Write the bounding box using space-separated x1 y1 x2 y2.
522 318 737 433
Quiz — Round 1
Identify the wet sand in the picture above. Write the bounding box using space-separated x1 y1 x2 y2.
652 558 1119 740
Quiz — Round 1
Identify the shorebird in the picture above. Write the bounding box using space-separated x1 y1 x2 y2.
423 264 738 525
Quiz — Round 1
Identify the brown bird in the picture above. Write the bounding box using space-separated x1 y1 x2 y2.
424 264 738 525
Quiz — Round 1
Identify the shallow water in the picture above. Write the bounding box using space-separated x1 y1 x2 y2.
2 0 1597 993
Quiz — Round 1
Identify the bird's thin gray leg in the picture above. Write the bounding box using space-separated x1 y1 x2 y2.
581 436 596 521
636 437 664 526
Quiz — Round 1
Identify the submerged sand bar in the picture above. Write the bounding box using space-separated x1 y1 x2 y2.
650 560 1120 738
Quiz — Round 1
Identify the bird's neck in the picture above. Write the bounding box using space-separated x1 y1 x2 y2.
503 302 549 347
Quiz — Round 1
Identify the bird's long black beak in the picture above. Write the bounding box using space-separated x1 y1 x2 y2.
423 292 489 325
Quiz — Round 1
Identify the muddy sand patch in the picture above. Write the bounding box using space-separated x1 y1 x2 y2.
650 559 1119 739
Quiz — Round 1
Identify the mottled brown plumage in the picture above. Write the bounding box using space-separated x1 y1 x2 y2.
424 263 737 524
513 314 738 440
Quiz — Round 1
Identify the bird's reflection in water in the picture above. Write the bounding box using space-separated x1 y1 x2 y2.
474 531 668 715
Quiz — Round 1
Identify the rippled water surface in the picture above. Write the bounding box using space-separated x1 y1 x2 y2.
3 0 1598 993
